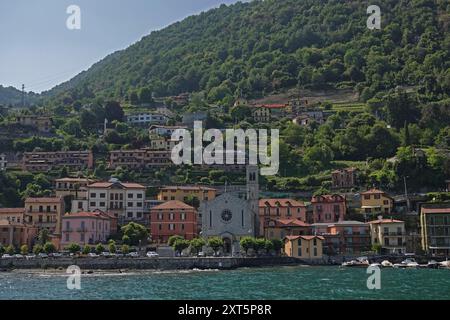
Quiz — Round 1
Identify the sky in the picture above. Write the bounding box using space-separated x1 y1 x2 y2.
0 0 242 93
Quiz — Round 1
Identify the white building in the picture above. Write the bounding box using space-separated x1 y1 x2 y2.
71 179 146 225
126 113 167 126
200 166 260 255
149 125 188 137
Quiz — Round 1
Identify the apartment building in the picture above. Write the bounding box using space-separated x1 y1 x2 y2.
54 177 95 200
361 189 394 216
61 211 113 246
22 150 94 172
331 168 358 189
108 149 172 170
24 197 65 234
126 113 168 126
420 205 450 256
368 218 406 254
310 194 346 223
259 199 307 235
157 186 217 203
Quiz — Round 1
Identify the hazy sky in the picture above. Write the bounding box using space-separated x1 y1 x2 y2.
0 0 241 93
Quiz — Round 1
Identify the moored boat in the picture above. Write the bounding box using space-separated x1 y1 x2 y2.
381 260 393 268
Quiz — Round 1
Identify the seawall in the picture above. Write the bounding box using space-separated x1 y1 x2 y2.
0 256 312 271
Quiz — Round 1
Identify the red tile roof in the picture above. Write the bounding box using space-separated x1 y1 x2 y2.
25 197 62 203
0 208 25 214
285 235 325 241
151 200 195 210
161 186 216 191
253 104 287 109
272 219 310 227
361 188 387 195
63 212 109 219
259 199 305 208
421 207 450 214
368 219 404 224
311 194 345 203
88 182 145 189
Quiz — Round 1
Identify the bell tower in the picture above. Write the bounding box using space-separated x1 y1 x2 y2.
246 165 260 237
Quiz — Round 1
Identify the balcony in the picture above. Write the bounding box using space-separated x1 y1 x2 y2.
383 232 404 236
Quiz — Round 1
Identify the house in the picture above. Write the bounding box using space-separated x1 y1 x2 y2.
150 200 197 243
55 177 95 201
293 109 324 126
258 199 307 235
361 189 394 216
420 205 450 256
108 149 172 170
368 218 406 254
0 153 6 171
61 211 113 246
284 235 324 260
157 186 217 203
292 114 312 126
149 125 187 137
312 221 370 255
0 208 25 224
71 179 147 226
16 115 52 133
331 168 358 189
149 134 179 151
310 194 346 223
22 150 94 172
264 218 311 240
126 113 168 126
0 220 38 248
250 104 287 122
24 197 65 234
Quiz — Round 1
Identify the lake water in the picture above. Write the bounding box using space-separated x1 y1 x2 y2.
0 266 449 300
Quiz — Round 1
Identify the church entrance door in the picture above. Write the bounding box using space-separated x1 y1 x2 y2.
223 237 232 255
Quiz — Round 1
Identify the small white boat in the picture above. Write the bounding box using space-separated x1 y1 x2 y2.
394 258 418 268
440 260 450 268
381 260 393 267
369 262 381 268
341 257 369 267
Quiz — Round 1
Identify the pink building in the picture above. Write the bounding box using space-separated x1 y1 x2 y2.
258 199 307 235
311 194 346 223
61 211 112 246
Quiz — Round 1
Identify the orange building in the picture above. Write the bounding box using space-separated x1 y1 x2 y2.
157 186 217 203
284 235 324 260
0 220 38 248
109 149 171 170
150 200 197 243
259 199 307 235
24 197 65 235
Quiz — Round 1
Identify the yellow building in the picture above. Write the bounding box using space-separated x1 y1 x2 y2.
24 197 65 235
361 189 393 216
157 186 217 203
368 218 406 254
284 235 324 260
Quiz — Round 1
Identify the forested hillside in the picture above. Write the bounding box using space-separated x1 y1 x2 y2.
43 0 450 104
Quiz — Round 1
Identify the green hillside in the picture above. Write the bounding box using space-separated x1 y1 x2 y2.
43 0 449 104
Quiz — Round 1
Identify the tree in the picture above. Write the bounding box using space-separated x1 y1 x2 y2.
240 236 256 255
38 229 50 246
82 245 91 255
189 238 206 255
67 243 81 254
0 244 4 255
96 243 105 254
173 239 190 255
271 239 283 255
121 222 149 245
105 101 124 123
254 238 266 256
264 239 274 254
372 243 382 254
122 235 130 245
168 235 184 247
138 87 154 105
43 242 56 254
207 237 224 256
6 245 15 255
109 242 117 253
33 244 43 254
20 244 29 255
121 244 130 254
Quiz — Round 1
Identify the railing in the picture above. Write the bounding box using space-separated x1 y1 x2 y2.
383 232 404 236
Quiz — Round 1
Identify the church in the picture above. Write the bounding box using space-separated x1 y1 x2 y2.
200 165 260 255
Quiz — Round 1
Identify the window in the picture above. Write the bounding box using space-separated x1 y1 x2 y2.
38 215 43 223
100 193 106 198
128 194 134 199
313 238 317 246
65 233 69 241
90 202 96 207
128 212 133 218
314 247 318 257
137 202 142 207
181 224 185 230
39 206 43 213
169 213 174 221
66 221 70 230
78 202 83 209
374 194 381 200
91 193 96 198
364 195 370 200
137 194 143 199
158 224 162 230
128 202 133 207
99 202 105 207
181 213 186 221
46 206 51 212
169 224 175 230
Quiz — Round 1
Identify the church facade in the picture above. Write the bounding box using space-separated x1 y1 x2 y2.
200 166 260 255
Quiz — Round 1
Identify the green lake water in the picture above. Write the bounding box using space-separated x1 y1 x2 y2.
0 266 449 300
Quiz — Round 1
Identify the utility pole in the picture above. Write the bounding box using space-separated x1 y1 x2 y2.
21 84 25 107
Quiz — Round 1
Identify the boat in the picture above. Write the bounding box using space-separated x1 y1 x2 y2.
341 257 369 267
381 260 393 268
426 260 440 269
393 258 418 268
439 260 450 269
369 262 381 268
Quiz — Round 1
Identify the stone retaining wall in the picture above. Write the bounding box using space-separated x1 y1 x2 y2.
0 256 307 271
